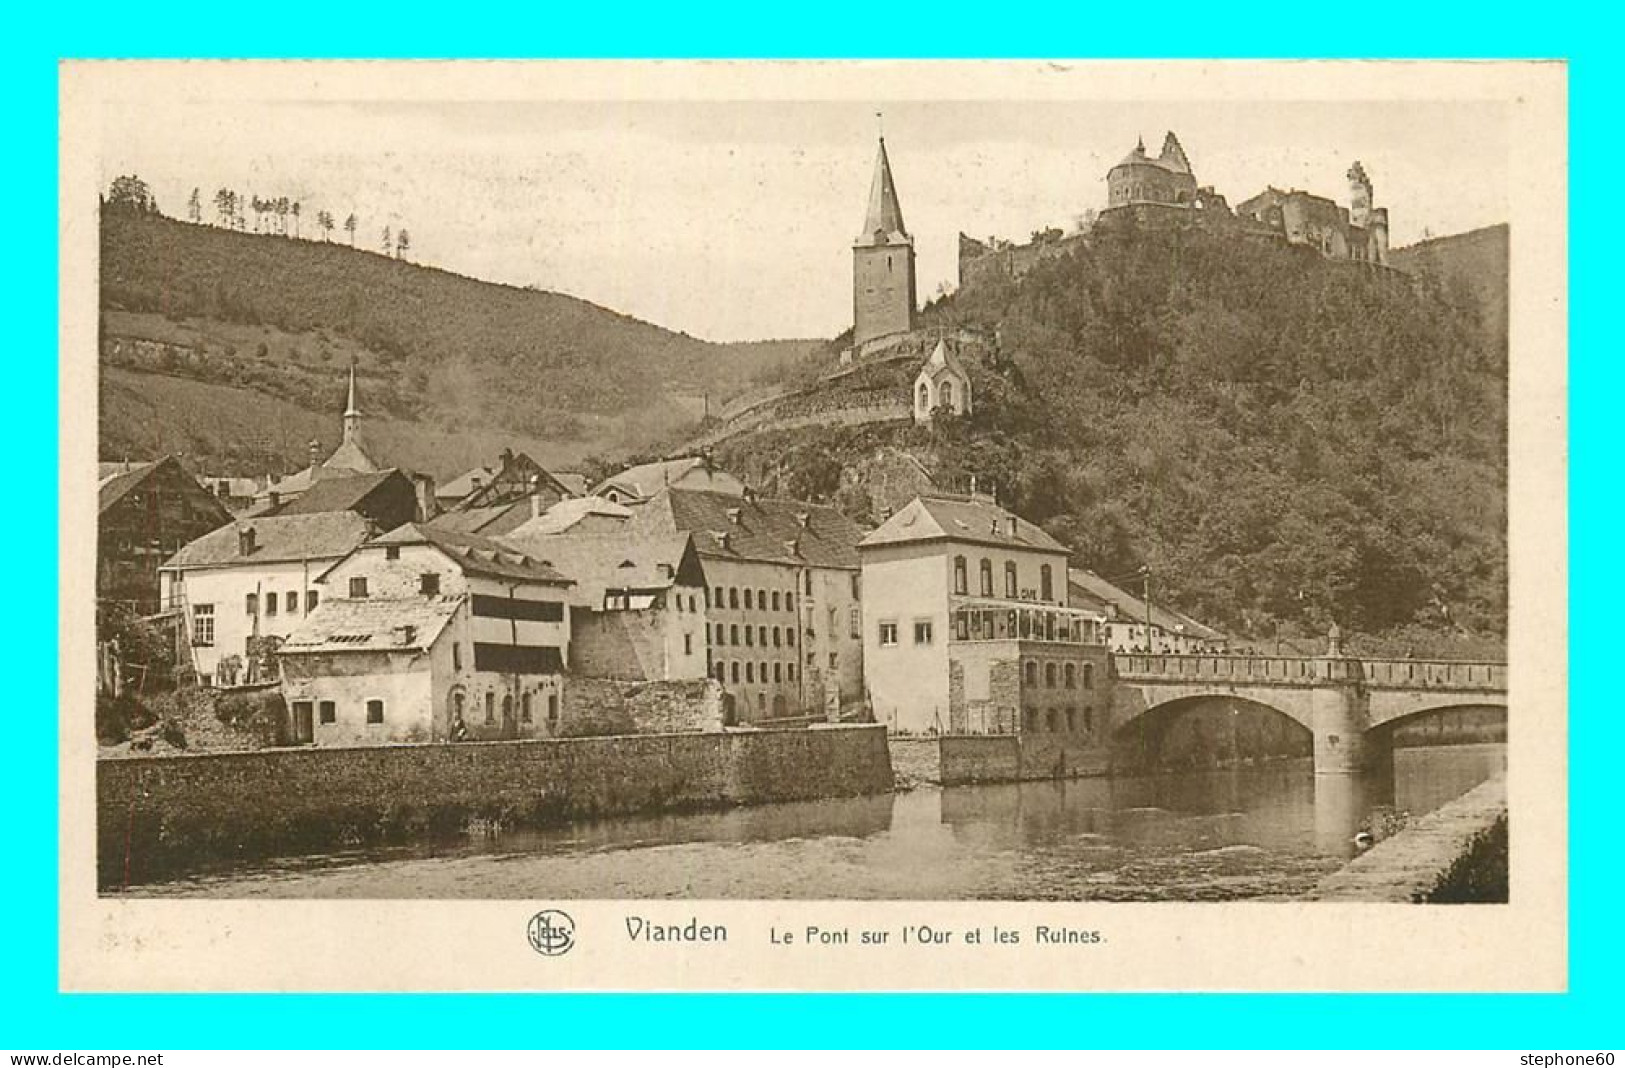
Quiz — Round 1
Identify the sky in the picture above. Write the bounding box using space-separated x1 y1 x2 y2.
98 86 1508 342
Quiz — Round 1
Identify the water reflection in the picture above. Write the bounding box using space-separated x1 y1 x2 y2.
126 742 1506 901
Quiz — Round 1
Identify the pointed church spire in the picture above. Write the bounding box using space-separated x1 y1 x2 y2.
860 136 909 243
342 360 362 445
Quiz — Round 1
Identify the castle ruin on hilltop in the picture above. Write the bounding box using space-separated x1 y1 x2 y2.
957 130 1393 289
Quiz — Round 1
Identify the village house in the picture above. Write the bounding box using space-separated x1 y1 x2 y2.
278 523 574 745
429 471 574 537
509 494 634 536
1067 567 1227 655
158 511 374 687
858 494 1111 736
592 456 744 505
250 467 422 532
503 530 709 681
99 455 235 616
433 448 575 524
631 486 867 724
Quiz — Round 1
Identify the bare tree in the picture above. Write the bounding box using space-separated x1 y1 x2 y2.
380 225 392 256
317 209 334 241
395 228 410 260
344 213 357 246
187 187 202 224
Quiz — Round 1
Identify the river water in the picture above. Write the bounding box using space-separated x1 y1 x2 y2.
127 743 1504 901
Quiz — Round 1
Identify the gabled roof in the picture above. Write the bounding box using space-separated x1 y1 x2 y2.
634 487 867 570
436 465 496 502
916 339 969 381
98 460 161 513
425 498 537 537
280 595 461 656
858 494 1069 555
99 456 233 529
501 531 697 608
592 457 744 502
857 137 910 246
264 469 410 517
507 495 634 536
369 523 572 586
162 511 372 571
321 435 382 476
1067 567 1224 640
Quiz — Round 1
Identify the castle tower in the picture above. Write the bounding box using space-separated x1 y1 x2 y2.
1347 161 1374 229
852 136 917 348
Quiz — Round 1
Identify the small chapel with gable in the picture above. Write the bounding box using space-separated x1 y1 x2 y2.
912 339 972 424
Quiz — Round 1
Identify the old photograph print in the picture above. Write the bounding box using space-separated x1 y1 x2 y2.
81 63 1531 913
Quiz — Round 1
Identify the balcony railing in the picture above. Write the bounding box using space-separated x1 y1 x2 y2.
1114 653 1507 690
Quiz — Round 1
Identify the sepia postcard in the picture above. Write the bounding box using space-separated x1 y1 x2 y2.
59 58 1567 992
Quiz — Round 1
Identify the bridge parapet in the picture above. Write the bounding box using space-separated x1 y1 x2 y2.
1115 653 1506 692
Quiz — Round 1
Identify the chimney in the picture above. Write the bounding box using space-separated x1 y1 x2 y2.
718 531 733 552
657 562 674 580
726 507 743 526
307 439 321 470
742 486 757 505
364 517 380 539
796 511 811 530
530 474 544 519
237 525 256 556
393 623 416 646
1006 515 1018 538
268 490 281 510
500 447 514 468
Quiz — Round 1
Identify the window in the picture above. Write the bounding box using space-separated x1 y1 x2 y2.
1045 663 1058 688
285 591 298 614
1066 708 1076 732
917 383 930 410
851 574 861 599
759 625 768 646
712 586 722 608
319 700 335 724
771 591 781 611
774 662 782 683
420 573 440 596
265 593 278 617
349 577 369 598
484 692 495 725
385 546 400 561
683 632 693 655
787 593 796 613
521 693 533 723
941 381 954 409
745 626 754 647
746 662 755 683
805 573 813 595
879 622 899 647
828 653 837 671
1084 706 1094 733
731 662 740 684
714 661 725 682
1005 561 1018 598
502 694 513 724
1083 664 1095 689
850 607 861 639
1025 660 1037 686
730 624 739 645
452 642 462 670
744 588 753 610
306 590 319 613
787 628 795 647
366 699 384 724
547 694 559 727
1064 663 1076 689
729 588 739 609
980 558 994 596
191 604 215 646
772 626 781 648
953 555 968 595
245 592 257 616
787 663 796 683
1040 564 1053 602
914 620 934 645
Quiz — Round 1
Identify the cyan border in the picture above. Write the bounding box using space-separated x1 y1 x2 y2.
15 1 1604 1047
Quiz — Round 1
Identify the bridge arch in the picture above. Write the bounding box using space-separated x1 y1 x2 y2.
1368 700 1508 748
1110 693 1315 772
1367 692 1508 731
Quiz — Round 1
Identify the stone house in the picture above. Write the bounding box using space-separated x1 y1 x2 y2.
279 523 574 745
1067 567 1227 655
99 455 234 616
631 486 868 724
503 530 709 682
858 494 1110 736
158 511 373 688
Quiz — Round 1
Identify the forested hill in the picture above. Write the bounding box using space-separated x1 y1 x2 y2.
98 210 815 475
717 220 1508 650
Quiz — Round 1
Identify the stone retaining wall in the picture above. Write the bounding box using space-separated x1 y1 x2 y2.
938 733 1111 785
99 724 892 888
1308 776 1508 903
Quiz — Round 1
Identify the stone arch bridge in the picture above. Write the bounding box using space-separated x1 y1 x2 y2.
1111 643 1506 775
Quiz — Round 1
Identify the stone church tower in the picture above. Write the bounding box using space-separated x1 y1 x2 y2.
852 137 917 348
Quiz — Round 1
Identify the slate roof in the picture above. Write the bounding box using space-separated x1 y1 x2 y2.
162 511 372 570
280 595 461 655
1067 567 1225 641
592 457 744 502
507 495 634 536
501 531 695 608
858 494 1069 555
635 487 866 570
436 465 496 502
97 460 161 513
263 469 408 517
370 523 572 586
425 499 537 537
857 136 910 245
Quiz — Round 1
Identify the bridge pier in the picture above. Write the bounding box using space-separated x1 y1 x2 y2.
1310 681 1386 775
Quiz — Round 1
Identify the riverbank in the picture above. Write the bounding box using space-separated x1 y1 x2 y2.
1307 774 1508 902
99 725 892 888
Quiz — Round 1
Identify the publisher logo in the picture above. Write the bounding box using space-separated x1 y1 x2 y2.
527 909 576 957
